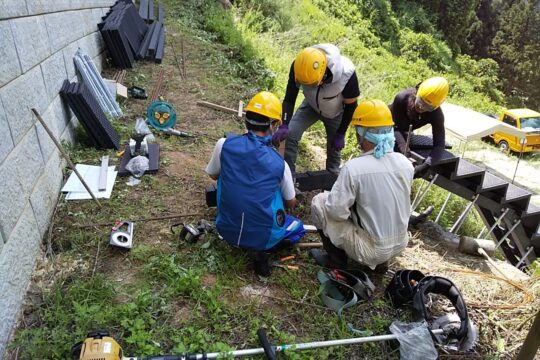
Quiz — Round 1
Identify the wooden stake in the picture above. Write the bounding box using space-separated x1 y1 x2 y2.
296 242 323 249
197 100 244 115
31 108 101 207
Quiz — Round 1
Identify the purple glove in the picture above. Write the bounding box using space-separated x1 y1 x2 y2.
331 133 345 151
272 124 289 146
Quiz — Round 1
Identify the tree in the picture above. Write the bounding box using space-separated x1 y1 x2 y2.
490 0 540 108
416 0 481 55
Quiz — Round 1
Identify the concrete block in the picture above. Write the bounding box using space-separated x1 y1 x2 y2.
35 103 60 163
44 11 84 53
0 65 48 144
62 41 80 80
92 8 104 26
78 31 104 59
30 154 62 236
0 204 41 356
51 95 73 138
61 115 78 145
0 0 28 20
26 0 71 15
40 50 68 103
11 127 45 194
0 158 27 240
81 9 95 35
10 16 51 73
0 100 14 165
0 21 22 87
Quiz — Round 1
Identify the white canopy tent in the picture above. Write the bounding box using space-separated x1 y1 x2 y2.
440 102 528 183
441 102 527 141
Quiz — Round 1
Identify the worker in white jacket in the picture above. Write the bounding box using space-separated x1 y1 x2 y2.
310 99 414 271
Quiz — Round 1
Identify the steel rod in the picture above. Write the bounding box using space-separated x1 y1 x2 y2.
404 124 413 155
477 226 487 239
478 208 509 240
512 141 525 184
31 108 101 207
516 247 535 268
435 192 452 224
412 174 438 212
411 179 426 212
450 194 479 234
495 220 521 249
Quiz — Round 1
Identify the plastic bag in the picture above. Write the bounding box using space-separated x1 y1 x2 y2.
135 117 155 142
126 176 141 186
389 321 438 360
135 117 152 135
125 155 149 178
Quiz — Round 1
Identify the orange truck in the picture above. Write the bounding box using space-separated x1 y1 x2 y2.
492 108 540 152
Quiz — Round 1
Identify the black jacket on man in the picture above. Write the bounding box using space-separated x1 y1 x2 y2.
389 88 445 164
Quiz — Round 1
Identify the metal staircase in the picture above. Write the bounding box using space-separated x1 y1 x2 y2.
409 135 540 269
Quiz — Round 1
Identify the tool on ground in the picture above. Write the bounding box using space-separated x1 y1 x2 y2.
385 270 477 351
130 133 148 156
318 268 375 315
73 327 447 360
272 255 299 270
109 221 134 249
162 128 194 138
174 219 214 243
31 108 101 207
129 86 148 99
147 100 177 130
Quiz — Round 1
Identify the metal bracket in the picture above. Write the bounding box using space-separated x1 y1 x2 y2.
110 221 134 249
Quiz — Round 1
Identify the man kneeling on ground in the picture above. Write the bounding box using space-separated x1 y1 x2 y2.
206 91 305 276
310 99 413 272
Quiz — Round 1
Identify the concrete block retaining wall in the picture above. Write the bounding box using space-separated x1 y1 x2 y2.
0 1 116 356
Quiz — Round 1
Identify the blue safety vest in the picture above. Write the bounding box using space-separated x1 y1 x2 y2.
216 132 287 251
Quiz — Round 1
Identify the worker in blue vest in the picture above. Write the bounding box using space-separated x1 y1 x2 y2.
206 91 305 276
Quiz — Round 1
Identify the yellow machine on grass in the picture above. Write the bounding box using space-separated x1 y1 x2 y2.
492 108 540 152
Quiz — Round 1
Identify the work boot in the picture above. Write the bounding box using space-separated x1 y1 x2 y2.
253 251 272 277
309 230 347 269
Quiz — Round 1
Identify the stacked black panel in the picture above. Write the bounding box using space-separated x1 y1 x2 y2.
137 18 165 63
99 0 148 69
60 80 120 150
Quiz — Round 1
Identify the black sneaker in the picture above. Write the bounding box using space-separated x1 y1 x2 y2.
253 252 271 277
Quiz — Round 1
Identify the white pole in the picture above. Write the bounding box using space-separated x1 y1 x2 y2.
194 329 446 359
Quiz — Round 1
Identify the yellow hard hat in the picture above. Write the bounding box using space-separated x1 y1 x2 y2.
294 47 327 86
416 76 449 110
351 99 394 127
244 91 282 123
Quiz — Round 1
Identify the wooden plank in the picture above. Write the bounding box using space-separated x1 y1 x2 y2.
197 101 245 116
